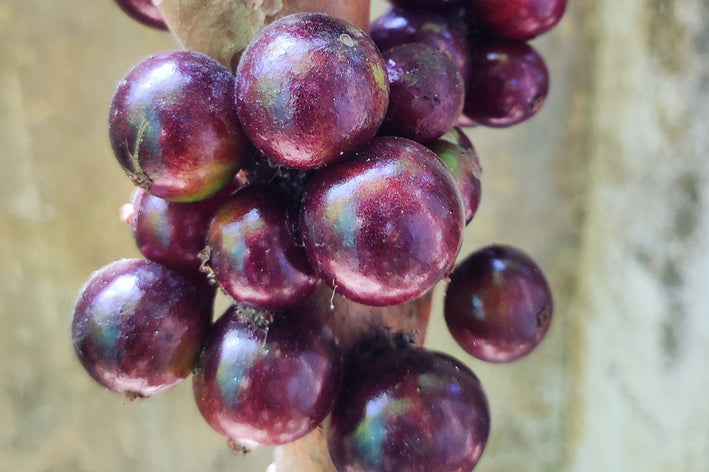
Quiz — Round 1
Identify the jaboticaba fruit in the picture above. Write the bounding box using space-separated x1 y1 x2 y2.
72 258 214 397
235 12 390 170
300 136 464 306
109 50 249 202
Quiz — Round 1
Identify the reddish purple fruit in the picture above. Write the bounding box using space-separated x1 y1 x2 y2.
109 51 249 201
193 304 343 447
328 344 490 472
236 13 389 170
301 136 464 306
426 127 482 225
127 187 229 271
370 7 473 89
113 0 168 30
72 259 214 397
445 244 553 362
464 41 549 128
467 0 567 40
381 43 465 142
206 185 317 310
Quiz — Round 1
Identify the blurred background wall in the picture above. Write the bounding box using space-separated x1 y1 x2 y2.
1 0 707 471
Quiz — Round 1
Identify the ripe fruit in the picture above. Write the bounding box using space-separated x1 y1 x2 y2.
463 40 549 128
301 136 464 306
426 127 482 225
444 244 553 362
193 304 343 447
109 50 249 201
370 7 473 89
205 184 318 310
466 0 568 41
328 344 490 472
127 187 229 271
235 13 389 170
380 43 465 142
72 259 214 397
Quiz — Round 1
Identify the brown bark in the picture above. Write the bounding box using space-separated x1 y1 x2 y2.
154 0 371 70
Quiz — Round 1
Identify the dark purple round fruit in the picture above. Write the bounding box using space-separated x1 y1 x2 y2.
235 13 389 170
109 50 249 201
127 187 231 271
72 259 214 397
426 127 482 225
381 43 465 142
467 0 567 40
445 244 553 362
113 0 168 30
206 184 317 310
301 136 464 306
328 345 490 472
193 304 343 447
370 7 473 88
464 40 549 128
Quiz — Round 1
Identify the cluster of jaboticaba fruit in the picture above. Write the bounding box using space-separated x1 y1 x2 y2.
72 1 563 471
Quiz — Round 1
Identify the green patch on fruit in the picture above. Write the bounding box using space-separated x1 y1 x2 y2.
372 62 388 93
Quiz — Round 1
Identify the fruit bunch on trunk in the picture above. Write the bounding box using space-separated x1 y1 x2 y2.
72 1 565 470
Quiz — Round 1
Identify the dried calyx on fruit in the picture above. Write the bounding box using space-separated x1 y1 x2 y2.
72 1 566 470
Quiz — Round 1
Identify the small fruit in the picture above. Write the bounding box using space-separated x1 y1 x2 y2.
328 344 490 472
206 184 318 310
193 304 343 447
466 0 568 41
109 50 249 201
463 40 549 128
72 259 213 397
235 13 389 170
380 43 465 142
301 136 464 306
426 127 482 225
445 244 553 362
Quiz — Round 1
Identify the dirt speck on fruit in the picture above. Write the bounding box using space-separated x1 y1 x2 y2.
339 33 354 47
124 391 147 401
226 439 251 455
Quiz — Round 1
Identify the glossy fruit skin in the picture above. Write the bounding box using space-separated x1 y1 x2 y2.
235 13 389 170
113 0 168 30
109 51 248 201
206 185 317 310
426 127 482 225
301 136 464 306
445 244 553 362
370 7 473 89
464 41 549 128
72 259 214 397
381 43 465 142
128 188 227 271
328 346 490 472
193 305 343 447
126 157 270 272
467 0 567 41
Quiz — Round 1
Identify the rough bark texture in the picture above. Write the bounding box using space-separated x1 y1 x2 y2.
1 1 708 472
